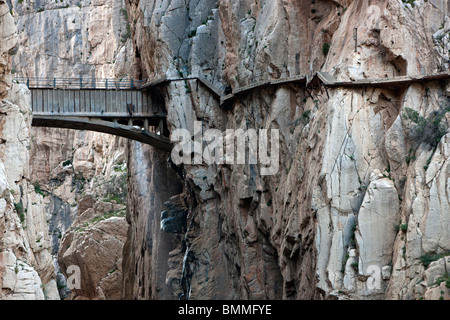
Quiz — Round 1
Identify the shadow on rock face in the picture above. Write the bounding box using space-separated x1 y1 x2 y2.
160 194 187 234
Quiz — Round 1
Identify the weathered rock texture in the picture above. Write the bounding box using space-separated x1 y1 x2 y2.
7 0 132 299
58 199 127 300
0 1 16 98
11 0 138 79
121 0 450 300
122 142 183 299
0 0 58 299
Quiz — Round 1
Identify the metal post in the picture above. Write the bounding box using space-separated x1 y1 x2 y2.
157 119 163 135
53 78 56 89
130 79 134 89
353 27 358 52
80 78 83 89
26 78 29 87
105 79 108 89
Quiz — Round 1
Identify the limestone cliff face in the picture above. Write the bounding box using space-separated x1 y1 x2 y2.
8 0 132 299
11 0 137 79
0 1 16 98
122 142 182 299
0 0 58 299
29 128 129 300
122 0 450 300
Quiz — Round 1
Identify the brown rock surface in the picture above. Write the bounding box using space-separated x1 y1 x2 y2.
58 206 128 300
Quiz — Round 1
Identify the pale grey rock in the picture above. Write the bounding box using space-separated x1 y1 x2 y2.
425 259 446 287
43 279 60 300
357 176 400 273
382 266 392 280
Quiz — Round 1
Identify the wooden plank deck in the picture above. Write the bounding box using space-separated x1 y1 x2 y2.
30 89 160 117
323 71 450 87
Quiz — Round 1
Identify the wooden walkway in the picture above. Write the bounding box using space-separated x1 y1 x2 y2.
15 70 449 150
325 72 450 87
218 71 450 106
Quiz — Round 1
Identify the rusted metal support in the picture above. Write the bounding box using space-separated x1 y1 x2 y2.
157 119 164 134
324 84 330 99
306 88 314 100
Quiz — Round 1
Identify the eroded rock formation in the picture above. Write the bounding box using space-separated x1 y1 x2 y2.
122 0 450 300
5 0 132 299
0 0 58 299
1 0 449 301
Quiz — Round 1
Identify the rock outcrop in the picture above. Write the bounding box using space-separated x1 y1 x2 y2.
121 0 450 300
57 198 127 300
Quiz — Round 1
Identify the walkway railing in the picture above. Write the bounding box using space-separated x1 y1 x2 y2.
14 76 146 90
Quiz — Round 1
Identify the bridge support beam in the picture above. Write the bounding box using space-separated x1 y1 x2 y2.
157 119 164 135
32 116 172 151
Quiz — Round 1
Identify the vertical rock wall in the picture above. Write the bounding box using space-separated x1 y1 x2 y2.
122 0 450 300
7 0 135 299
122 142 182 299
0 0 58 299
2 0 449 300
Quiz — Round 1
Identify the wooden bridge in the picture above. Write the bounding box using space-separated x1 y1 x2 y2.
15 77 172 150
16 76 225 150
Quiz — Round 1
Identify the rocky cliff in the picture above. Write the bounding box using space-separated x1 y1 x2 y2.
6 0 132 299
0 0 58 299
1 0 449 301
122 0 450 300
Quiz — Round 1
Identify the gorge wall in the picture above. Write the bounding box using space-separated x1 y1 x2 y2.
0 0 59 299
4 0 133 299
122 0 450 300
1 0 449 300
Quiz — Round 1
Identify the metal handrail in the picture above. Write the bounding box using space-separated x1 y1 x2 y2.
13 65 299 92
13 76 148 90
